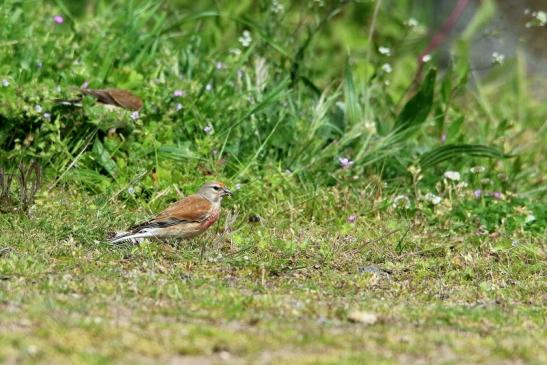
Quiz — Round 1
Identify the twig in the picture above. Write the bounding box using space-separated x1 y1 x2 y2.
412 0 470 86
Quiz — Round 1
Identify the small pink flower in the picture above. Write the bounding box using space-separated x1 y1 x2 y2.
347 214 357 223
81 81 89 89
338 157 354 169
53 15 64 24
173 90 185 97
492 192 502 200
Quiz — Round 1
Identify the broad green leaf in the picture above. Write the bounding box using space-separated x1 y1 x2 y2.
394 68 437 132
343 59 362 126
419 144 511 169
92 138 118 178
158 144 200 162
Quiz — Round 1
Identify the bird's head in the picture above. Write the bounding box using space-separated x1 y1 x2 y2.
198 181 232 203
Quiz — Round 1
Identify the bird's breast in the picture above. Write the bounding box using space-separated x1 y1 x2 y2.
200 209 220 230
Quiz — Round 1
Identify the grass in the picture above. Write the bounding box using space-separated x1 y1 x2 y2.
1 187 545 364
0 0 546 363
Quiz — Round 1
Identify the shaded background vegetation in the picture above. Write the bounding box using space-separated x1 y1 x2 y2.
0 0 545 230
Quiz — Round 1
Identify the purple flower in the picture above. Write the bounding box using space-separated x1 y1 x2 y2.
173 89 185 97
347 214 357 223
203 124 214 134
130 111 140 120
81 81 89 89
492 191 502 200
338 157 354 169
473 189 482 199
53 15 64 24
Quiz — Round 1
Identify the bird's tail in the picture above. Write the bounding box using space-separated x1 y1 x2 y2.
53 98 83 107
107 229 158 244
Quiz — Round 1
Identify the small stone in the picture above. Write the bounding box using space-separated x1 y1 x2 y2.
348 310 378 325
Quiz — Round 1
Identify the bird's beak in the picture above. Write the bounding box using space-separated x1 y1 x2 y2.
222 187 233 196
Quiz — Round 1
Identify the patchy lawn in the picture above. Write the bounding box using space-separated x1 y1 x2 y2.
1 188 544 364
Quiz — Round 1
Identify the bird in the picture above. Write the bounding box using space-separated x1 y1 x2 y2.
108 182 232 244
55 88 143 111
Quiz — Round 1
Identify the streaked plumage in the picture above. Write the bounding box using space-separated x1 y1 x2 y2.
109 182 232 244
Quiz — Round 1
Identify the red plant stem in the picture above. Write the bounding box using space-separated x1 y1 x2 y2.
414 0 471 83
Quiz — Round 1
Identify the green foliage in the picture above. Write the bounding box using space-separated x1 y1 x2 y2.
0 1 545 363
419 144 509 169
394 68 436 132
0 0 544 225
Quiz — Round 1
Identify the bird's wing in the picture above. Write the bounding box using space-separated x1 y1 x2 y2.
106 89 143 111
82 89 143 111
129 195 211 232
82 89 119 106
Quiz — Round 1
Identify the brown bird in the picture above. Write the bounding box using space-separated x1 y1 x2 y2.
56 88 143 111
109 182 232 244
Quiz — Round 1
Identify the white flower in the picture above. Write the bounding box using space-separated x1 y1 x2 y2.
238 30 252 48
215 61 224 70
130 111 140 120
2 79 9 87
392 195 410 209
127 187 135 194
271 0 284 14
405 18 418 28
526 10 546 27
175 103 183 112
525 214 536 224
443 171 461 181
381 63 392 73
422 54 432 63
470 166 485 174
534 10 546 25
364 120 376 134
491 52 505 65
34 104 42 113
424 192 442 205
378 46 391 56
235 183 241 190
43 113 51 121
229 48 242 57
205 83 213 92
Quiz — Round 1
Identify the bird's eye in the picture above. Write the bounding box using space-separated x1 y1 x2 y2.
212 186 220 191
